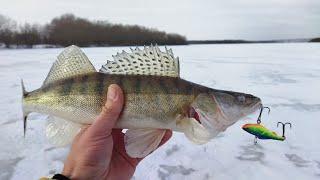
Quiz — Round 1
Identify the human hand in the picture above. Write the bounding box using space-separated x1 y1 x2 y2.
61 84 172 180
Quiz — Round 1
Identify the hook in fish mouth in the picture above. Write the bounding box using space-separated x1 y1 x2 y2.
257 105 271 123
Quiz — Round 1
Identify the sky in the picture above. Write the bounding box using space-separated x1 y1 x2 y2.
0 0 319 40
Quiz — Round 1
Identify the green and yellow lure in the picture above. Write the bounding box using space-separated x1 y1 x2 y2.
242 123 285 141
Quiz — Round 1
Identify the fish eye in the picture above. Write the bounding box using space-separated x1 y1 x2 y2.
237 95 246 103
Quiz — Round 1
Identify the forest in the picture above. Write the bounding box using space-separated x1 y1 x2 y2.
309 38 320 42
0 14 187 48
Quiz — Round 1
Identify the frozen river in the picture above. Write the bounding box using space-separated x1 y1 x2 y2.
0 43 319 180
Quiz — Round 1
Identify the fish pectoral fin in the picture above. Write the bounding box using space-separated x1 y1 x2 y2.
46 116 83 147
177 117 212 145
124 128 167 158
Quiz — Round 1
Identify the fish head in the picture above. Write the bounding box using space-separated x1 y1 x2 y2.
190 90 261 137
213 91 262 122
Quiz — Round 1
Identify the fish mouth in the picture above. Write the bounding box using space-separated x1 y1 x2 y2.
187 93 262 138
249 101 263 117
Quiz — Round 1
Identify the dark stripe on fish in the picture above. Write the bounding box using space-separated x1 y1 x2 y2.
60 78 74 96
135 75 141 93
41 83 52 93
117 75 124 89
159 78 169 94
95 74 105 97
80 74 89 94
185 80 194 94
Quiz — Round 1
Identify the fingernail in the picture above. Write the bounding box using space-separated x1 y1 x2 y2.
107 85 117 102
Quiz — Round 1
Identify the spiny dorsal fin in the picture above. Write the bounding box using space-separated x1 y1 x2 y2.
43 45 96 86
99 45 180 77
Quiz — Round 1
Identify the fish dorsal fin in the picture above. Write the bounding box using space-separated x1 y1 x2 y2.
99 45 180 77
43 45 96 85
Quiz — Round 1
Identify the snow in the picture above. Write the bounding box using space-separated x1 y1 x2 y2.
0 43 320 180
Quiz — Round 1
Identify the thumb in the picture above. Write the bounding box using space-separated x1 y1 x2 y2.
87 84 124 138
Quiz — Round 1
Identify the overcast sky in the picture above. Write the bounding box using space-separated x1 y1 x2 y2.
1 0 319 40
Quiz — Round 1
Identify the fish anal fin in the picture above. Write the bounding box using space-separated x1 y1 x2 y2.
99 45 180 77
46 116 83 147
124 128 166 158
43 45 96 86
177 117 212 145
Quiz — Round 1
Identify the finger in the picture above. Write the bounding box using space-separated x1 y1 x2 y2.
87 84 124 138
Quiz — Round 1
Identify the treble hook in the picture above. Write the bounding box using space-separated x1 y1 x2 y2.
257 106 271 124
277 122 292 139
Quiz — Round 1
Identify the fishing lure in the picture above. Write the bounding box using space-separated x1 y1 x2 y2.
242 106 292 144
242 123 285 142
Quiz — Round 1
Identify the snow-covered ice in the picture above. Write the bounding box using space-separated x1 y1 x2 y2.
0 43 319 180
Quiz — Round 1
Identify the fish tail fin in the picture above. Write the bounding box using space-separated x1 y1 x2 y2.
21 79 28 97
21 79 29 137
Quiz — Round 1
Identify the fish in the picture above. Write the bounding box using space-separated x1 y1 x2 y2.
21 45 262 158
242 123 285 141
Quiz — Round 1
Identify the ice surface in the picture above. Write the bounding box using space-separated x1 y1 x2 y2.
0 43 319 180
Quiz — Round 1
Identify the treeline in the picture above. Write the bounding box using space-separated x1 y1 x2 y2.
0 14 187 48
310 38 320 42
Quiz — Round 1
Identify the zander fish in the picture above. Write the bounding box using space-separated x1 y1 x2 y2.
22 45 262 157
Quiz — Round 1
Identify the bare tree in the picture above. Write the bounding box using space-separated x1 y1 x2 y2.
0 14 17 48
45 14 187 47
16 23 41 48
